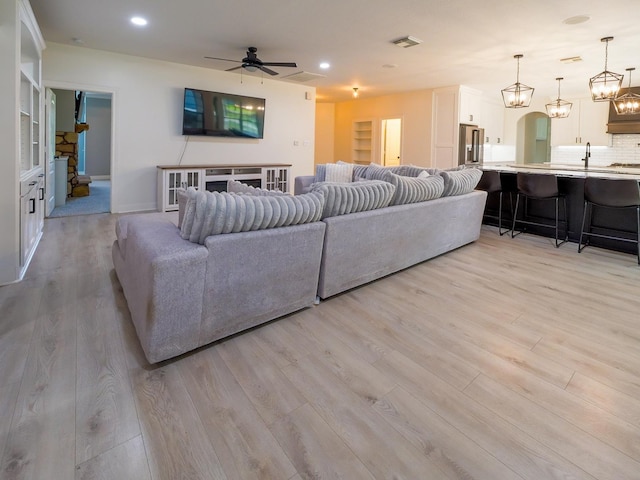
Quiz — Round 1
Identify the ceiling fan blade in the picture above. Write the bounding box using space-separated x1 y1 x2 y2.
261 62 297 68
225 65 244 72
205 56 241 63
259 66 279 76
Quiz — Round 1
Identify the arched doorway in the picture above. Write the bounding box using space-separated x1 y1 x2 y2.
516 112 550 164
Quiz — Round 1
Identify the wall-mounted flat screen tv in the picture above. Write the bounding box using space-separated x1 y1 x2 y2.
182 88 266 138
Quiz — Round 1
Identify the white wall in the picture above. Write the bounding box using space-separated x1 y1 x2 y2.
85 96 111 176
314 103 335 165
42 43 316 212
52 88 75 131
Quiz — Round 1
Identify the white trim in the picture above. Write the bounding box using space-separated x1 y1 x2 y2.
43 81 116 214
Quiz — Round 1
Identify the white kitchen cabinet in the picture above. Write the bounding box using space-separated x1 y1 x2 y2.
19 171 44 267
550 98 611 146
483 100 504 144
459 87 483 125
432 87 459 170
0 0 45 285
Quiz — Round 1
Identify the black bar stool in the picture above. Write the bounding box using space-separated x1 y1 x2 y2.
476 170 512 235
578 177 640 264
511 173 568 247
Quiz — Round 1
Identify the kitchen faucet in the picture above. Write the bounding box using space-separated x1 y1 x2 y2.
582 142 591 169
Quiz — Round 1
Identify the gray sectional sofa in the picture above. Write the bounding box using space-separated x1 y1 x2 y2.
112 164 486 363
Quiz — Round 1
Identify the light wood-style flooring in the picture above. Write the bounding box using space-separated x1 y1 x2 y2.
2 213 640 479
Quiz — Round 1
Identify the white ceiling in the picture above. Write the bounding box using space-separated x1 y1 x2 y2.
29 0 640 103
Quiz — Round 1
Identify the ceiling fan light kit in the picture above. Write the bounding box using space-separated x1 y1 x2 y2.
205 47 297 76
501 54 534 108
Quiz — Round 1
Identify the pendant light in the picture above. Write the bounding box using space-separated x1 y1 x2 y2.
501 54 534 108
545 77 572 118
614 68 640 115
352 87 359 98
589 37 623 102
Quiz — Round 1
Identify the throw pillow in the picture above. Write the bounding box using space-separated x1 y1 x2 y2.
365 163 394 182
325 162 354 183
180 188 325 244
310 180 396 218
438 167 482 196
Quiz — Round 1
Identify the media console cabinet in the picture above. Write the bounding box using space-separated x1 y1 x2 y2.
157 163 291 212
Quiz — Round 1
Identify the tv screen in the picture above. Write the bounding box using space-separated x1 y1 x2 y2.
182 88 266 138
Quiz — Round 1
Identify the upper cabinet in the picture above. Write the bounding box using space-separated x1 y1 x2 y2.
550 99 611 146
19 0 44 174
458 87 483 124
459 86 504 144
432 85 505 169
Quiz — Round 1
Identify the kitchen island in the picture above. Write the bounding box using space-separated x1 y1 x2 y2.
480 163 640 255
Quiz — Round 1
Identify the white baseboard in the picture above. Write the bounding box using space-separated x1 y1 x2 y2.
90 175 110 180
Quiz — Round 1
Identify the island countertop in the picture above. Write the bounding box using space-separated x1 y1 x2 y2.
481 163 640 180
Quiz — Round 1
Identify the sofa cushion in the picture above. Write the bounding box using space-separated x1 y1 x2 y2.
315 162 369 183
325 162 354 183
387 172 444 205
180 188 325 244
310 180 396 218
365 163 443 205
439 167 483 196
227 179 288 196
178 188 189 228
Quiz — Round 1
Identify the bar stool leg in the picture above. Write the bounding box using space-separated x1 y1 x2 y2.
578 200 589 253
511 194 522 238
636 205 640 265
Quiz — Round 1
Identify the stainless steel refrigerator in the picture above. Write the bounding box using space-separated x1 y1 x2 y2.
458 124 484 166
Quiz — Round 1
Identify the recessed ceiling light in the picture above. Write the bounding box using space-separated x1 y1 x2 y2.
319 62 330 69
130 16 148 26
563 15 590 25
382 64 398 69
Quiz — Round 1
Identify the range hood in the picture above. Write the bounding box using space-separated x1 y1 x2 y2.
607 86 640 134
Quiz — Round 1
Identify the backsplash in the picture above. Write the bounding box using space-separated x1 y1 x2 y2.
483 134 640 165
550 134 640 166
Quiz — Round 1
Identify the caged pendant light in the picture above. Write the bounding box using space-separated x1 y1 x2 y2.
614 68 640 115
502 54 534 108
589 37 623 102
545 77 572 118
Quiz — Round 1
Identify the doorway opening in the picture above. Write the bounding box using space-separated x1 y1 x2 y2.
46 87 113 217
380 118 402 166
516 112 550 164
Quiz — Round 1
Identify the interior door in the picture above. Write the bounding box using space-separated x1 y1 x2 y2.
45 88 56 216
381 118 402 166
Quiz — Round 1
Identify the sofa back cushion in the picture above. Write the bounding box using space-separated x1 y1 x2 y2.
438 167 482 196
227 179 288 196
310 180 396 219
180 188 325 244
365 163 444 205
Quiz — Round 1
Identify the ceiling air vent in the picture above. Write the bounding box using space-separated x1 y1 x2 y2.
560 56 582 64
392 36 422 48
281 71 326 83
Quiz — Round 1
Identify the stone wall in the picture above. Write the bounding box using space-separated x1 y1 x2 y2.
55 130 90 197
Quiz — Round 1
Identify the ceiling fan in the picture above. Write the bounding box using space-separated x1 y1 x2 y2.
205 47 297 76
